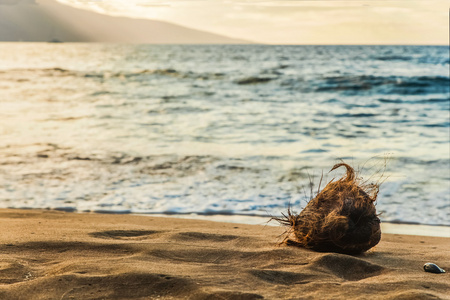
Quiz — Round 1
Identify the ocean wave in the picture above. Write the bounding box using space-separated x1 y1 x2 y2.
236 76 276 85
334 113 378 118
373 55 412 61
315 75 449 95
378 98 450 104
0 67 227 81
422 123 449 128
147 106 210 115
1 44 449 226
0 67 75 76
82 69 184 79
84 69 228 81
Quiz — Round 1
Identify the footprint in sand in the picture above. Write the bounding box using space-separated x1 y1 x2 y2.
0 259 32 284
171 231 239 242
89 230 162 240
309 253 386 281
249 269 318 285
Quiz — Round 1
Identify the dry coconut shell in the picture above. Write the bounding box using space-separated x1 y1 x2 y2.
275 163 381 254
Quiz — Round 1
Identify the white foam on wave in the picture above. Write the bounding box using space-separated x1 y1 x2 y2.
0 44 448 226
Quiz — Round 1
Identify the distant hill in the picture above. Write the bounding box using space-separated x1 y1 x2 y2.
0 0 250 44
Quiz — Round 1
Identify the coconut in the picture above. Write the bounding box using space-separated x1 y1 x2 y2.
275 163 381 254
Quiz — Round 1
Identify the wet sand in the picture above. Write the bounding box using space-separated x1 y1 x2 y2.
0 209 448 299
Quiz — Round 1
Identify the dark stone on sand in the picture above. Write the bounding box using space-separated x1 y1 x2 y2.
423 263 446 274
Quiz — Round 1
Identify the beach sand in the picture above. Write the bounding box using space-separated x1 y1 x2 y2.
0 209 448 299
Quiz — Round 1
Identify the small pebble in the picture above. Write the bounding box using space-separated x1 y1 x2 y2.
423 263 446 274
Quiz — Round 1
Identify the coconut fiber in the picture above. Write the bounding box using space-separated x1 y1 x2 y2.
275 163 381 254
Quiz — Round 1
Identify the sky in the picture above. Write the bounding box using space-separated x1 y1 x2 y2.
53 0 449 45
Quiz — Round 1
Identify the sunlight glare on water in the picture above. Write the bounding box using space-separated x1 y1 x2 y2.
0 44 448 225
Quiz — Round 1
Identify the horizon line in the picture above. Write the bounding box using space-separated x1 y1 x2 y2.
0 42 447 46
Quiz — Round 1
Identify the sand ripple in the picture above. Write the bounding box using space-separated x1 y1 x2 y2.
0 209 448 299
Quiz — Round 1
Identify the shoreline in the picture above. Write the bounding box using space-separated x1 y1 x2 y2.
145 213 450 238
9 208 449 238
0 208 448 299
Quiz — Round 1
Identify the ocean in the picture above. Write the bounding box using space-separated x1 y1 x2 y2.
0 44 448 226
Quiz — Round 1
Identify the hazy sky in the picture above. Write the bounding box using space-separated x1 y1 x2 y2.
56 0 448 45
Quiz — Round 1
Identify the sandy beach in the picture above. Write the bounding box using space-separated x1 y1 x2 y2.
0 209 448 299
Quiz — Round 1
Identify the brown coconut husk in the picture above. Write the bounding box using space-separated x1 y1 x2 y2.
274 163 381 254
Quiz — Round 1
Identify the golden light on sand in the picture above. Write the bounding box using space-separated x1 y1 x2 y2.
0 209 449 298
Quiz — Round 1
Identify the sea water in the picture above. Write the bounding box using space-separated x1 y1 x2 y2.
0 44 448 225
